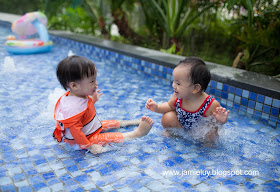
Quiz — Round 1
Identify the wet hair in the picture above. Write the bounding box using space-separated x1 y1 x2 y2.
177 57 211 92
56 55 97 90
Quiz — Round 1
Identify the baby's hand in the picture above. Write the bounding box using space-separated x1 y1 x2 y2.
212 107 230 124
145 99 159 112
92 89 102 103
88 144 106 154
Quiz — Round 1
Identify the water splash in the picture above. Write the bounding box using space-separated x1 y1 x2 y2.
2 56 16 72
68 50 75 56
165 116 223 144
37 87 65 121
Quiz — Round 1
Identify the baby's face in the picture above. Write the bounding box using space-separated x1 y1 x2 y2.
77 75 98 97
172 66 194 98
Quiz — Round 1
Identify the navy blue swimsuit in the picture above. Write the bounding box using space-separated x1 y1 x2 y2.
175 95 215 131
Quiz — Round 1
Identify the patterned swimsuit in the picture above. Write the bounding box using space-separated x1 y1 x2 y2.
175 95 215 131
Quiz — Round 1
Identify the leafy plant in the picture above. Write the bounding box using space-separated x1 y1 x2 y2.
140 0 219 52
48 6 97 35
226 0 280 75
82 0 111 39
160 43 183 55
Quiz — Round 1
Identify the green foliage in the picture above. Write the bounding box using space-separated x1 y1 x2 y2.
0 0 44 15
225 0 280 75
48 6 97 35
140 0 218 49
160 43 183 55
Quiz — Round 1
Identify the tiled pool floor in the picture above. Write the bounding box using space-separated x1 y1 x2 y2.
0 26 280 192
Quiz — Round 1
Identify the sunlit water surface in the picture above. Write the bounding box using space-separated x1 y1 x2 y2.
0 25 279 191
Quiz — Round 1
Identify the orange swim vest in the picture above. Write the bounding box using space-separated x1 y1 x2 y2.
53 91 101 149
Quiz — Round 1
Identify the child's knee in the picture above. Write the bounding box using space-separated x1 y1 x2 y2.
161 111 179 128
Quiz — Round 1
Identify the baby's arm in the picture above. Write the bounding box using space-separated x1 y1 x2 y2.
207 100 229 124
212 106 230 124
146 94 176 113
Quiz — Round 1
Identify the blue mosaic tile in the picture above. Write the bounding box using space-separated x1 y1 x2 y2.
1 185 16 192
222 91 228 99
262 184 279 192
29 175 44 185
224 180 239 185
19 186 33 192
227 101 233 108
71 187 84 192
129 182 143 190
163 159 176 167
249 92 257 100
264 96 272 105
112 180 125 188
257 94 265 103
235 88 242 96
95 180 107 187
229 86 235 94
67 165 79 172
242 90 249 98
63 159 76 166
221 99 227 106
99 167 112 176
33 182 47 191
222 84 229 92
248 100 256 109
272 99 280 108
271 107 279 116
210 81 217 88
42 172 55 180
217 82 223 90
255 102 263 111
167 67 173 74
64 179 78 187
0 171 6 177
108 162 123 171
240 106 247 112
228 93 234 101
59 174 72 182
263 105 271 114
90 189 102 192
241 98 248 106
262 112 269 120
12 173 25 182
171 156 185 164
47 178 59 186
104 175 119 184
75 174 90 184
216 90 222 97
234 96 241 104
210 88 216 95
181 182 192 188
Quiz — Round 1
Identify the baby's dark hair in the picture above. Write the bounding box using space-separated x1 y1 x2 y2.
56 55 97 90
177 57 211 92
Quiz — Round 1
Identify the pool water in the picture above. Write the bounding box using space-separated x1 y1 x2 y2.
0 26 280 192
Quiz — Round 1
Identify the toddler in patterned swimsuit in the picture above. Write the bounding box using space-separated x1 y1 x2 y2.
146 57 229 143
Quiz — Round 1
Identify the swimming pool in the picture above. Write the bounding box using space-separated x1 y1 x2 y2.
1 23 280 192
